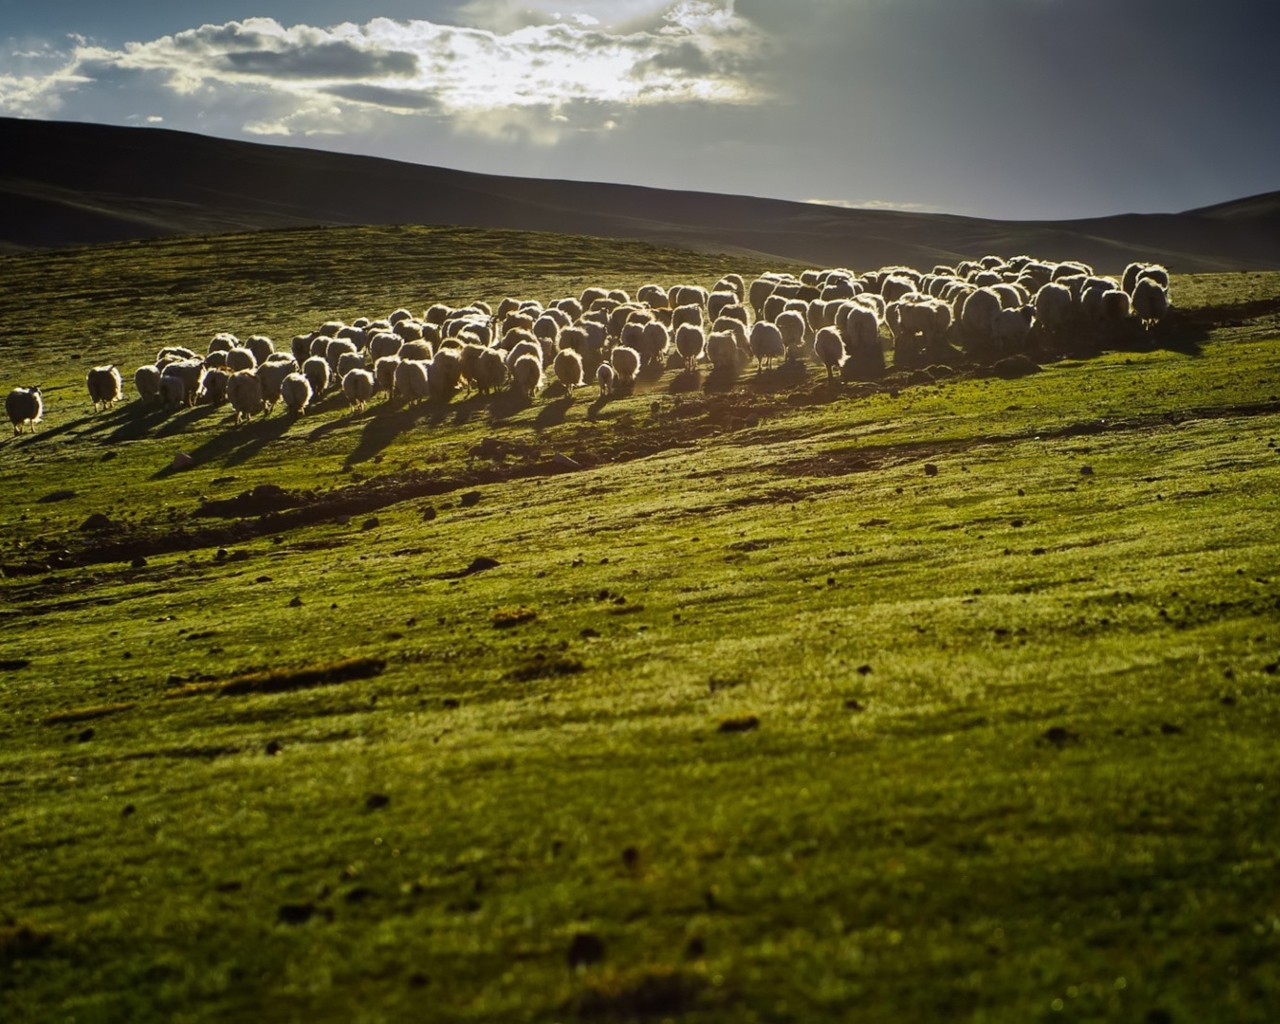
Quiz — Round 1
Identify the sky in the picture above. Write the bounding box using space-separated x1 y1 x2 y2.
1 0 1278 220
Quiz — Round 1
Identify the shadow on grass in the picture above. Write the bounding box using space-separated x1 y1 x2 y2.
154 412 294 477
535 395 575 429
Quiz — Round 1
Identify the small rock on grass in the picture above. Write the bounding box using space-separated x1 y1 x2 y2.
171 453 194 471
568 932 605 968
1042 726 1079 748
718 715 760 734
923 463 939 477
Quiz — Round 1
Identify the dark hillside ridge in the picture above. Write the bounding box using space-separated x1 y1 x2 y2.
3 117 1279 271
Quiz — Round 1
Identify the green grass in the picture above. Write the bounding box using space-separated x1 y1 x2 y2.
1 226 1279 1022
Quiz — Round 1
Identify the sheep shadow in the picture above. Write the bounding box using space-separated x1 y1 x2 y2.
535 395 575 429
746 361 809 394
156 412 293 477
486 388 533 423
153 405 220 438
345 405 419 467
586 394 613 420
668 370 702 394
703 367 741 394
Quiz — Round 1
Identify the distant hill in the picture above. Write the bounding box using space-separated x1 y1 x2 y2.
3 117 1279 272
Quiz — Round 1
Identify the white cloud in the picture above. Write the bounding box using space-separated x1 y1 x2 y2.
804 198 931 212
0 4 766 143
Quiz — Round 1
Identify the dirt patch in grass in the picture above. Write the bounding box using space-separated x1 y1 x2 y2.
507 656 585 682
492 606 538 628
165 656 386 699
572 965 706 1019
0 922 56 963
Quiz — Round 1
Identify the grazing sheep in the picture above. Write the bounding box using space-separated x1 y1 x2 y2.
706 331 740 372
325 337 358 372
1132 277 1169 328
244 335 275 365
671 303 703 334
506 339 542 371
511 353 544 399
394 358 430 405
713 316 749 351
637 284 669 309
610 345 641 385
991 306 1036 353
280 373 312 415
637 321 671 367
134 365 162 404
398 339 433 362
473 347 507 394
749 321 786 370
291 334 314 365
670 285 709 309
389 308 414 325
226 347 257 373
675 324 706 371
203 351 229 370
6 386 42 434
317 321 346 338
393 319 425 342
959 287 1002 343
1034 283 1074 337
156 346 198 368
423 304 451 326
553 348 585 395
596 361 615 397
87 365 123 411
256 358 296 412
368 331 401 362
199 367 230 406
881 276 916 302
1136 265 1170 291
208 333 239 354
428 348 463 402
1101 289 1132 326
580 287 608 310
162 360 204 408
775 310 807 353
336 350 367 379
301 356 330 401
226 370 265 424
558 325 589 356
158 374 187 410
715 273 746 301
840 306 885 380
707 291 739 323
374 355 401 396
762 294 788 323
814 327 845 379
342 368 375 412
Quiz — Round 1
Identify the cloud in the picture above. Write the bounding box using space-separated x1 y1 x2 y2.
805 198 931 212
0 4 767 143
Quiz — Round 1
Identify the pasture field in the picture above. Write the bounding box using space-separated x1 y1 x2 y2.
1 226 1279 1023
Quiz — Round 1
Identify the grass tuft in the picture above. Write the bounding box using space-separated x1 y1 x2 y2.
491 606 538 628
164 657 386 698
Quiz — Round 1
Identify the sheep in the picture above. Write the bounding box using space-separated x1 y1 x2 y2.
1132 277 1169 328
510 353 544 399
256 358 296 412
317 321 346 338
1100 289 1132 326
814 327 845 380
208 332 239 354
775 310 807 360
713 316 749 351
1034 283 1074 337
423 304 451 326
204 352 229 370
428 348 463 402
991 306 1036 353
610 345 641 385
706 331 740 372
394 358 430 405
553 297 584 321
398 339 434 363
6 386 42 434
161 360 204 408
156 346 198 368
393 320 426 343
580 286 608 309
244 335 275 365
671 303 703 334
1136 265 1170 291
323 338 358 373
226 347 257 373
749 321 786 370
87 365 123 411
473 347 507 395
134 365 162 404
762 294 788 323
959 287 1002 344
596 361 615 397
707 291 739 323
337 326 367 348
558 325 589 356
881 276 916 302
637 284 669 309
373 355 401 397
714 273 746 301
158 374 186 410
301 356 330 401
279 373 312 415
199 367 230 406
840 306 885 380
553 348 585 395
342 368 375 412
336 350 367 380
506 339 542 371
389 308 414 325
226 370 265 424
675 324 706 371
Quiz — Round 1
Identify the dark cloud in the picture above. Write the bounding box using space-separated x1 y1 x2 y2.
221 41 418 79
325 82 442 112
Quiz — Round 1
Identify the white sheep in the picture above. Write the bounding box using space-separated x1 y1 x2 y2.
374 355 401 397
397 339 434 363
326 337 358 372
291 334 314 366
199 367 230 406
1132 277 1169 328
5 387 42 434
134 365 161 404
342 368 375 412
244 335 275 365
596 361 615 398
610 345 641 385
87 365 123 411
959 287 1002 341
301 356 330 401
637 284 669 309
675 324 706 371
226 371 265 424
256 358 297 413
1101 289 1132 325
394 358 430 404
204 351 229 370
553 348 585 395
1034 283 1074 336
226 347 257 373
161 360 204 408
991 306 1036 351
336 350 367 379
511 353 543 399
775 310 807 360
706 331 740 372
369 331 402 362
749 321 786 370
158 374 187 409
707 291 739 323
280 373 312 415
208 333 239 354
156 346 198 368
474 347 506 394
814 327 845 379
428 348 463 402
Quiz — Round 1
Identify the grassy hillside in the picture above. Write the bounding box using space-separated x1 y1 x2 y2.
1 227 1279 1023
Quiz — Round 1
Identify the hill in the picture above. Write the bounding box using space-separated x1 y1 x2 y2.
3 117 1280 272
1 225 1279 1020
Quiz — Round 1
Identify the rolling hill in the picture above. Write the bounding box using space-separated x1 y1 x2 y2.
3 116 1279 272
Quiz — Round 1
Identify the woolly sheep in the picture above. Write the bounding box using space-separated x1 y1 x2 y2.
553 348 585 395
389 308 414 325
1034 283 1073 336
775 310 807 358
398 339 434 363
336 350 367 380
473 347 506 394
814 327 845 380
393 319 425 342
204 351 229 370
1136 265 1170 291
162 360 204 408
373 355 401 396
156 346 198 368
580 287 608 309
637 321 671 367
394 358 430 404
506 339 542 371
208 333 238 354
707 291 738 323
1101 289 1132 325
317 321 345 338
423 304 451 326
158 374 186 410
244 335 275 365
428 348 463 402
715 274 746 301
226 347 257 373
558 325 589 355
607 289 631 305
134 365 161 403
610 346 641 384
336 326 366 347
675 324 706 371
1132 277 1169 328
553 297 584 321
637 284 669 308
881 276 916 302
6 386 42 434
960 287 1002 339
368 331 401 363
596 361 615 397
325 337 358 373
279 373 312 415
302 356 330 400
706 331 740 372
256 358 296 412
226 370 265 424
991 306 1036 351
762 295 788 323
511 353 544 399
342 368 375 412
749 321 786 369
199 367 230 406
86 365 123 412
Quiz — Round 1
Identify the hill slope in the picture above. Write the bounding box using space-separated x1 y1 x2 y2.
3 117 1280 272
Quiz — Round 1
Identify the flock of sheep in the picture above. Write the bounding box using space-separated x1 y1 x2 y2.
5 255 1173 435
